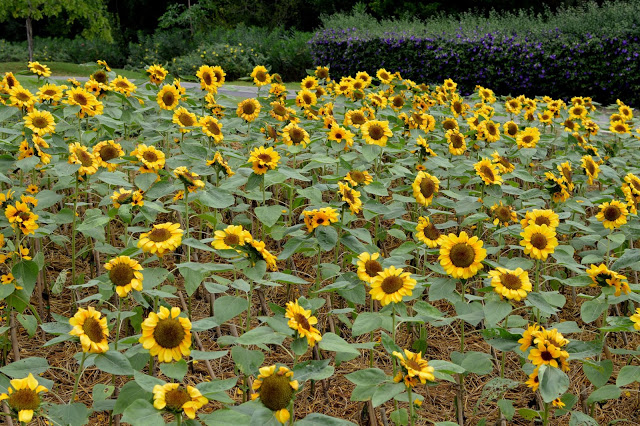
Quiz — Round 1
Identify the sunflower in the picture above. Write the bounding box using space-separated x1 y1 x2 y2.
441 117 459 131
477 120 501 143
172 107 197 132
415 216 444 248
630 308 640 331
367 91 388 109
195 65 217 92
251 65 271 87
345 170 373 187
416 136 437 157
23 110 55 135
133 144 166 171
581 155 600 185
252 365 299 424
111 188 135 208
556 161 574 191
595 200 628 230
376 68 394 84
93 140 123 171
526 368 540 391
69 306 109 353
174 166 205 192
624 173 640 197
491 152 515 174
68 142 99 176
356 252 383 284
212 224 252 251
104 256 144 297
37 83 64 103
302 207 339 232
516 127 541 149
544 172 570 203
28 61 51 78
518 323 542 352
491 202 517 227
337 182 362 214
147 64 168 85
249 146 280 175
370 265 416 306
315 66 329 80
328 125 355 150
65 87 99 115
138 222 184 256
140 306 192 362
236 98 261 122
109 75 137 96
1 273 17 288
412 172 440 206
520 209 559 229
285 299 322 347
610 120 630 135
9 86 36 110
446 129 466 155
26 184 38 195
520 224 558 260
586 264 630 296
157 85 181 110
392 349 435 385
503 120 519 138
477 86 496 103
475 158 503 186
282 122 310 148
439 232 486 279
247 239 279 272
344 109 369 128
489 267 531 301
153 383 208 420
528 341 567 369
207 151 234 177
295 89 317 108
0 373 47 423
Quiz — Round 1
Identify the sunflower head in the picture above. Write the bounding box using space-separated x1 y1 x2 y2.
253 365 298 424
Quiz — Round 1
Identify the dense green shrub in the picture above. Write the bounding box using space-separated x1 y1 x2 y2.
311 1 640 105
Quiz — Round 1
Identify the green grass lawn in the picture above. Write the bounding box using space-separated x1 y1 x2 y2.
0 62 299 89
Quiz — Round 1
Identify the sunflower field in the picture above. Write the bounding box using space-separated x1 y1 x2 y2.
0 60 638 426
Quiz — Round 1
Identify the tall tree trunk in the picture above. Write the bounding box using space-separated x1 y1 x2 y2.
187 0 194 36
26 15 34 62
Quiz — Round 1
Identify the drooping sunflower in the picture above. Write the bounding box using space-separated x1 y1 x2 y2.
207 151 235 177
236 98 261 122
474 158 503 186
196 65 218 92
23 110 55 135
138 222 184 256
212 224 252 251
146 64 168 85
581 155 600 185
133 143 166 171
490 201 517 227
157 85 181 110
356 252 383 284
251 65 271 87
446 129 466 155
174 166 205 192
140 306 192 362
370 265 416 306
392 349 435 385
0 373 48 423
285 299 322 347
586 264 630 296
516 127 540 149
109 75 137 96
68 142 99 176
104 256 144 297
328 125 355 150
69 306 109 353
595 200 628 230
93 140 123 171
439 232 487 279
556 161 574 191
282 122 310 148
489 267 532 301
520 224 558 260
412 172 440 206
252 365 299 424
153 383 208 420
415 216 444 248
544 172 570 203
337 182 362 214
247 239 279 272
491 151 515 174
302 207 339 232
345 170 373 187
625 173 640 197
249 146 280 175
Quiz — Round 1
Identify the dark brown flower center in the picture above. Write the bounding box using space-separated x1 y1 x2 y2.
43 89 57 96
203 72 213 86
562 167 572 184
368 124 384 140
223 233 240 246
93 71 108 84
501 273 522 290
317 69 328 79
109 263 135 287
32 116 48 129
73 93 88 106
153 318 185 349
258 153 273 163
530 233 548 250
522 135 533 144
380 276 404 294
78 150 94 167
379 72 390 81
290 128 305 144
82 317 104 343
451 134 463 149
534 216 550 226
294 313 310 330
302 94 312 105
116 80 130 89
148 228 171 243
178 113 195 127
242 102 256 115
615 124 626 132
487 123 497 135
206 121 221 135
585 161 596 175
443 120 456 130
564 119 574 129
260 374 294 411
480 166 495 181
350 171 365 183
506 123 518 136
162 91 175 106
273 104 286 116
603 205 621 221
16 92 31 102
424 223 440 240
165 387 191 410
404 357 421 371
364 260 382 278
541 350 554 362
351 113 365 125
495 206 512 222
8 389 40 411
255 71 267 82
453 102 462 114
450 243 475 268
99 145 119 161
419 177 436 199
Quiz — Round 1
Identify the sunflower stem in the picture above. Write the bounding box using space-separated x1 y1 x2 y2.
534 260 541 323
407 385 415 426
176 413 182 426
246 281 254 333
369 297 374 368
460 280 466 353
71 173 80 310
541 401 550 426
70 351 87 403
500 313 509 378
391 304 397 376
